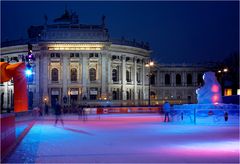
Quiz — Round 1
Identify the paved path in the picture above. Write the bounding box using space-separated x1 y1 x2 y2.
5 114 240 163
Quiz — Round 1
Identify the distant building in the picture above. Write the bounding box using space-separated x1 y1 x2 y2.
0 10 210 111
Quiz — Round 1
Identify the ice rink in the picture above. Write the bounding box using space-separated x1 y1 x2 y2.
5 114 240 163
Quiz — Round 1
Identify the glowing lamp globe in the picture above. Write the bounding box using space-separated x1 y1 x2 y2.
25 69 32 76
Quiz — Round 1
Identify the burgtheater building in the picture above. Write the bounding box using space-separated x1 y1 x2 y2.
0 11 209 109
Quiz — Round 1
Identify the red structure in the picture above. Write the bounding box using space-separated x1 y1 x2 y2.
0 62 28 112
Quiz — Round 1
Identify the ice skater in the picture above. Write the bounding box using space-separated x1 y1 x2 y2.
54 100 64 126
44 103 49 116
163 101 171 122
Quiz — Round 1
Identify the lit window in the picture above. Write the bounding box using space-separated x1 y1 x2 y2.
224 89 232 96
237 89 240 95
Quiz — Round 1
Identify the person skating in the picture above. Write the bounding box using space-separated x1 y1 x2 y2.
44 103 49 116
54 100 64 126
163 101 171 122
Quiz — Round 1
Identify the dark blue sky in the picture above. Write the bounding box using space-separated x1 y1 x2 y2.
1 1 239 63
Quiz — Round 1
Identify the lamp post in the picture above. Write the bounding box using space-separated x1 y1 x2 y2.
25 64 32 109
145 61 154 106
24 43 35 109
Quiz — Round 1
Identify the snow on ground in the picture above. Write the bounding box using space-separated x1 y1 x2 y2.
5 114 240 163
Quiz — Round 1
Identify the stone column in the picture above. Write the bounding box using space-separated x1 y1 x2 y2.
142 60 146 99
134 57 137 100
121 55 126 100
42 52 48 101
62 54 68 99
160 71 164 87
34 53 40 105
3 82 8 109
82 53 88 98
107 55 111 98
171 72 175 87
101 52 107 98
183 72 186 86
193 72 197 86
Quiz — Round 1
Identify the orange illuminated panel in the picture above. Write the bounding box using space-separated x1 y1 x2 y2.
224 89 232 96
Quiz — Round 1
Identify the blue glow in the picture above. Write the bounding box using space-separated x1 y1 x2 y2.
25 69 32 76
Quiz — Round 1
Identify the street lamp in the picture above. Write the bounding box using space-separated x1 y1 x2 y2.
25 63 33 109
145 60 154 106
24 43 35 109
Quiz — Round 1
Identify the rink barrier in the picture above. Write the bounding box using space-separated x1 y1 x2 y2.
1 111 36 162
83 106 161 114
172 103 239 124
1 113 15 162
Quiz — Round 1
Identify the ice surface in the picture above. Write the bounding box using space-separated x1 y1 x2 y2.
5 114 239 163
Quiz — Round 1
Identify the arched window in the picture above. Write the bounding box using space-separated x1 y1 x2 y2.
126 70 131 82
112 91 117 100
51 68 58 82
70 68 77 82
126 91 130 100
197 73 204 86
165 74 170 85
89 68 96 81
112 55 117 60
137 70 141 83
112 69 118 82
187 74 192 85
150 74 155 85
176 74 181 85
1 93 4 109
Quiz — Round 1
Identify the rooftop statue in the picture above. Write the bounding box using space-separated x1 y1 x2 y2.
196 72 222 104
54 9 79 24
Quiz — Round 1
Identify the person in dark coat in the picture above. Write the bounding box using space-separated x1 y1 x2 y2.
54 101 64 126
78 104 83 120
163 102 171 122
44 103 49 116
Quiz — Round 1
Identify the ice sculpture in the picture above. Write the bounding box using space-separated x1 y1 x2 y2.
196 72 222 104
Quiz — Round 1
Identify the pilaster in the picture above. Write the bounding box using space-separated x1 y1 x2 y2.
134 57 137 100
122 55 126 100
62 54 69 98
82 53 88 98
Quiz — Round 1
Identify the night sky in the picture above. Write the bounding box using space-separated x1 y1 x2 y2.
1 1 239 64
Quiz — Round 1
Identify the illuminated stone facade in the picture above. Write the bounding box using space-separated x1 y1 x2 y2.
0 11 209 109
